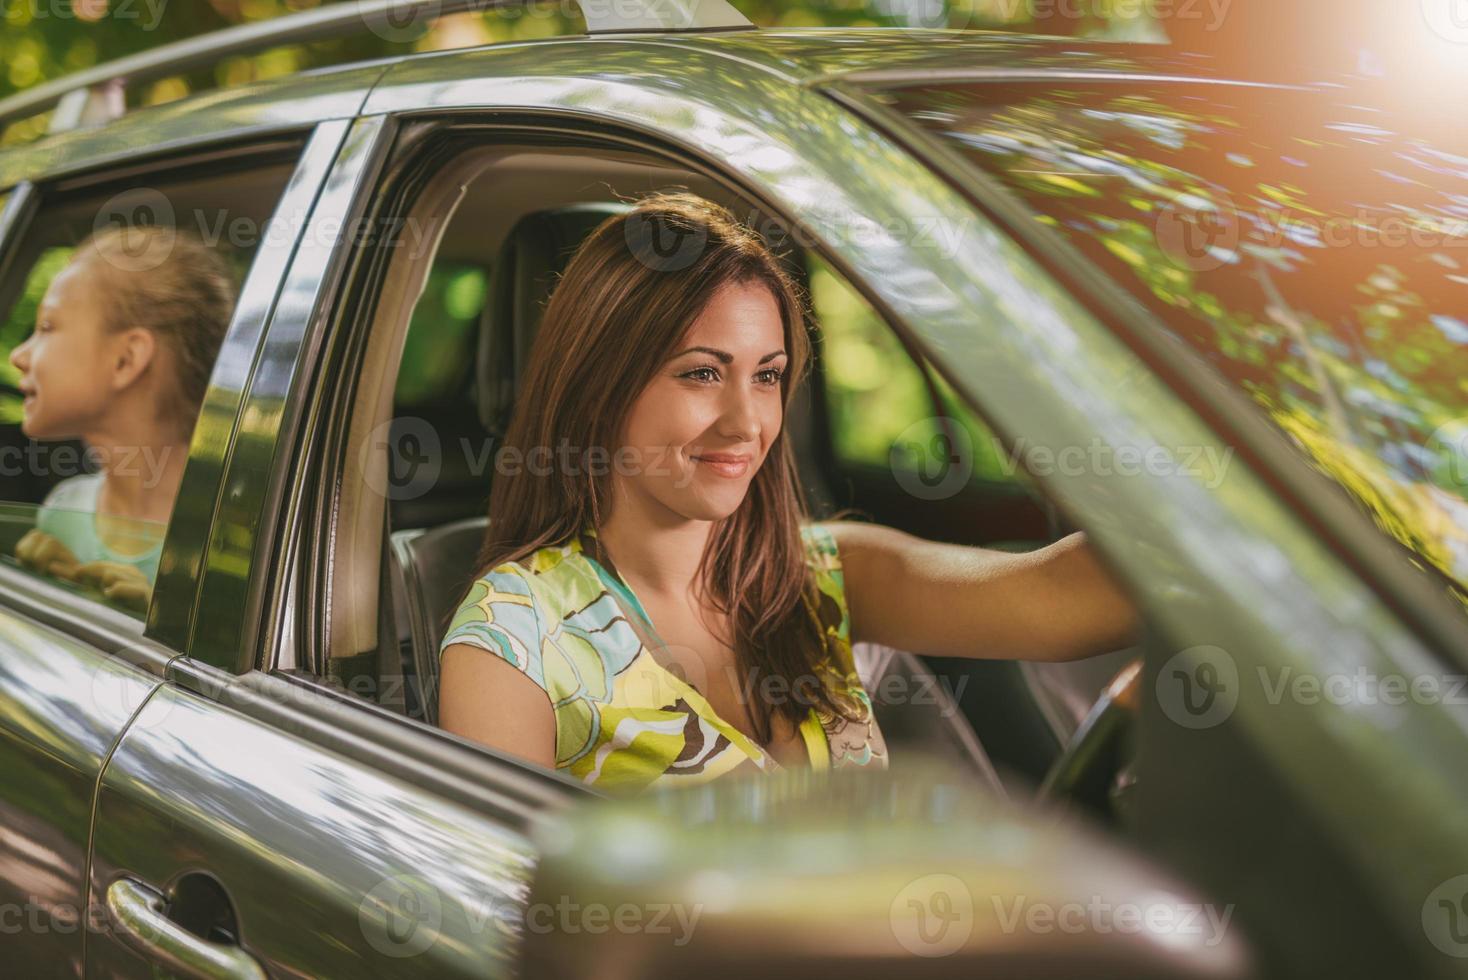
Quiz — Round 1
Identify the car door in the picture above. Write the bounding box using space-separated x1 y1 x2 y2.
0 578 166 977
80 112 583 979
355 34 1468 980
0 111 324 977
0 180 143 979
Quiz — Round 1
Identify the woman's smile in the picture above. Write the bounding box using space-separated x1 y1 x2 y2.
691 450 752 478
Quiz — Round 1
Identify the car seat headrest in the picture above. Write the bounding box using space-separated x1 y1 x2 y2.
476 202 632 435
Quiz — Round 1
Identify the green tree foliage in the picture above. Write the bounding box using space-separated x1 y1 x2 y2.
873 81 1468 597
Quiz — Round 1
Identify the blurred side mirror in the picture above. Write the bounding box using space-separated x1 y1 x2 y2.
521 758 1255 979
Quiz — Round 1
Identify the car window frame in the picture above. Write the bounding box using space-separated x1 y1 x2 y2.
801 249 1051 545
276 112 1024 679
0 128 349 665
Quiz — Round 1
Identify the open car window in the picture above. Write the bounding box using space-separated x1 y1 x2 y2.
809 250 1021 488
0 157 298 621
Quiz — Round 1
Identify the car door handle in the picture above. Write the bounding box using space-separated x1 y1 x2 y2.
106 878 268 980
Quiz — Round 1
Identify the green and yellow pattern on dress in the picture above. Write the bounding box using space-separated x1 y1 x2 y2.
440 523 888 794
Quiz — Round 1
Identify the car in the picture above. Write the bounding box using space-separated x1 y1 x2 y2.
1 1 1466 978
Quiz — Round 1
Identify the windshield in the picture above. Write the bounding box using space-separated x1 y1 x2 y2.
866 79 1468 595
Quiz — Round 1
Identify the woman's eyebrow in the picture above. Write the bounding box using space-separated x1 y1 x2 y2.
671 345 787 364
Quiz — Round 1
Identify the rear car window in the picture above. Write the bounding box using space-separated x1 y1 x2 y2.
867 80 1468 594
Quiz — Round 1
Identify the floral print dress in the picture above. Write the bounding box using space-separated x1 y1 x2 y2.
439 523 888 794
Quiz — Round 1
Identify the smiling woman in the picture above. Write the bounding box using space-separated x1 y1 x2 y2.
436 192 1139 793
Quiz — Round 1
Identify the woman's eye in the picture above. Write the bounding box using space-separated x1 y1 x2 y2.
681 366 720 384
756 368 784 386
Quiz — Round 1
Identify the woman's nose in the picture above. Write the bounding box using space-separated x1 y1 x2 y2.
716 383 759 442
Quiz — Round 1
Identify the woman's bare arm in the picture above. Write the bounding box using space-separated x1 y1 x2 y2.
438 642 558 768
828 522 1139 663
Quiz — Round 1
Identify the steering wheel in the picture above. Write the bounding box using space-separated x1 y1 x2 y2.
1037 659 1142 821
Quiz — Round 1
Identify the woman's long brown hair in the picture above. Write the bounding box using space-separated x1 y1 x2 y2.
474 190 861 741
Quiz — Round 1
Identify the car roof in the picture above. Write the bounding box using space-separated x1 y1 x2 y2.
358 27 1243 92
0 27 1255 189
608 27 1237 84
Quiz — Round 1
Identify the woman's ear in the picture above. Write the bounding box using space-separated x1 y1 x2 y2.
109 327 158 392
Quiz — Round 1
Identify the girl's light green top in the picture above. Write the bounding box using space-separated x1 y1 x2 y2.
37 473 163 584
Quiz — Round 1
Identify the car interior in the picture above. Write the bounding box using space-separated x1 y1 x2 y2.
0 137 1140 806
313 138 1142 802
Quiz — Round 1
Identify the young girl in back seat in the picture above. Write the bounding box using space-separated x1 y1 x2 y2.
9 225 235 609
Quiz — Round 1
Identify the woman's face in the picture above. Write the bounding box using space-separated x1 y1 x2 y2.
8 255 120 441
615 279 788 523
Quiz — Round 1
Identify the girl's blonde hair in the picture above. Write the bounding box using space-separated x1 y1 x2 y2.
78 225 235 435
